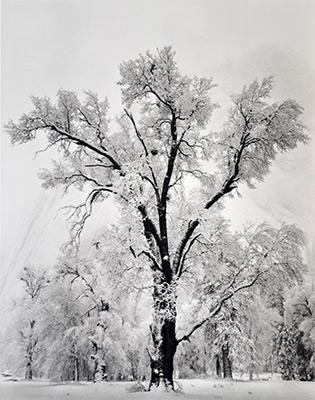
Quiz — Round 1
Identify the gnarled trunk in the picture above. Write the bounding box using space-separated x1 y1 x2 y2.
149 320 177 390
148 280 178 391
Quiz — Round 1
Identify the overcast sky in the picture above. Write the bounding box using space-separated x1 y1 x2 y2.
2 0 315 302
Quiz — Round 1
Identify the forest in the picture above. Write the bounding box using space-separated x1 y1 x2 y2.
1 47 314 392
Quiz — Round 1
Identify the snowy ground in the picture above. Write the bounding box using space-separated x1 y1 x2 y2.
0 378 314 400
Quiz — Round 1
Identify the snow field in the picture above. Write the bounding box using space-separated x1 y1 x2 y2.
0 379 314 400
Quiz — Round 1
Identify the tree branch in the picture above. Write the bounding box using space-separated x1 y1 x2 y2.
63 186 124 246
138 251 163 273
124 109 160 202
173 220 200 275
79 305 98 319
176 233 201 278
138 204 161 249
41 303 68 330
177 270 266 344
45 123 122 171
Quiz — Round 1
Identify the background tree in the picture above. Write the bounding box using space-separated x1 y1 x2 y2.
36 276 91 381
0 267 49 379
274 283 315 381
57 254 111 382
5 47 308 390
180 221 306 378
19 267 49 380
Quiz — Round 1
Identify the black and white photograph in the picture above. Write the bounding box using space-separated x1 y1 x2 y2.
1 1 315 399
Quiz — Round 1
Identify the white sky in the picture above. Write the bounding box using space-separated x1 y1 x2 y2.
1 0 315 301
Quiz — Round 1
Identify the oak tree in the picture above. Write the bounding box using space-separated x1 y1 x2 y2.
6 47 308 389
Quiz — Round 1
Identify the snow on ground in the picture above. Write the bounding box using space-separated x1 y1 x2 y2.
0 379 314 400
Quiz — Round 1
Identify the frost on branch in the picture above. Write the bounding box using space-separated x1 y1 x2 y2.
118 46 215 122
177 221 306 345
209 77 308 192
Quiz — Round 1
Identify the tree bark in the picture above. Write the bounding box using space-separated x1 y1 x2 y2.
215 354 222 378
91 341 107 382
93 356 107 382
74 356 80 382
222 342 233 379
25 361 33 380
25 320 36 380
148 281 178 391
148 320 178 390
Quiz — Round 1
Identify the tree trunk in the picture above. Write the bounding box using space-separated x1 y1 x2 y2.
148 281 178 391
215 354 222 378
93 357 107 382
90 306 109 382
222 342 233 379
25 361 33 380
149 320 177 390
25 320 36 380
91 341 107 382
203 343 207 375
74 356 79 382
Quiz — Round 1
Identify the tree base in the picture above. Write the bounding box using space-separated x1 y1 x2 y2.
148 380 184 394
148 384 170 393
